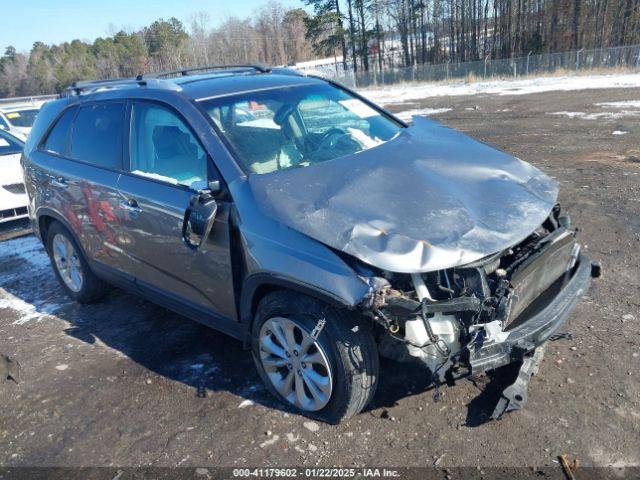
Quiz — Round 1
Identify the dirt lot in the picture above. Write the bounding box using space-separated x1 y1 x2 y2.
1 85 639 469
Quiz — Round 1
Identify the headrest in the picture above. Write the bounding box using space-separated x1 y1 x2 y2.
152 125 187 143
273 104 296 126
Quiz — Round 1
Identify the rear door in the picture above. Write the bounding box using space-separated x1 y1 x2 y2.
31 102 129 275
115 100 237 323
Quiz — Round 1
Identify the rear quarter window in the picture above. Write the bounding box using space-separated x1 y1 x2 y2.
43 107 78 156
70 103 125 169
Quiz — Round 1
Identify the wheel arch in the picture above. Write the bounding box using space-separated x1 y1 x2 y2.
239 273 360 345
36 208 84 256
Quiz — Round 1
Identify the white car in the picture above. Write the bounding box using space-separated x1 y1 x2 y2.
0 95 56 140
0 129 28 223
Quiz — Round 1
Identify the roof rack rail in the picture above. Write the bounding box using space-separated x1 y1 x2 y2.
63 77 141 97
61 64 272 98
62 75 190 97
137 64 271 80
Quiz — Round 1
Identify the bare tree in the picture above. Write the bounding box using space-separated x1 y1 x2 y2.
189 12 212 65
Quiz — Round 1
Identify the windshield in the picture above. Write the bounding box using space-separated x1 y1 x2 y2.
199 84 403 175
5 108 39 128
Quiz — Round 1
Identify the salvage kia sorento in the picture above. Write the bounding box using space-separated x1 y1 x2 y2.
22 65 599 423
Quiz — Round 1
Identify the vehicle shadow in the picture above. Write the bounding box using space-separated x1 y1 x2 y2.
368 357 507 426
464 365 520 427
365 357 435 412
59 289 293 413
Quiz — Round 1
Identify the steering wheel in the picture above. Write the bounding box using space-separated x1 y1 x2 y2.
317 127 348 149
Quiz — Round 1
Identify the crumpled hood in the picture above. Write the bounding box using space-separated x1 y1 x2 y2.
248 117 558 273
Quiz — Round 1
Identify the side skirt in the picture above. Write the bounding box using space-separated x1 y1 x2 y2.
91 261 244 341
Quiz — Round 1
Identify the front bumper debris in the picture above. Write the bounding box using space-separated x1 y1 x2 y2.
491 345 545 419
469 252 594 373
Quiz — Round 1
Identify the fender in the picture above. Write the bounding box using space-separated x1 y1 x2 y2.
239 272 364 345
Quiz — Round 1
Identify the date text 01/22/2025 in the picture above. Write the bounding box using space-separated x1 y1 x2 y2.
232 468 401 478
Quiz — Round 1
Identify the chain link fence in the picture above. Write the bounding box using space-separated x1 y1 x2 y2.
311 44 640 89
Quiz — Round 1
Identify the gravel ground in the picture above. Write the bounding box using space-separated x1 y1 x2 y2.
0 85 638 469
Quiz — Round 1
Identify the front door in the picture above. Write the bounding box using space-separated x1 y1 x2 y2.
115 100 237 323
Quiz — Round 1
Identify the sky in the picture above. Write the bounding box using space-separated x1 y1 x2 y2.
3 0 303 52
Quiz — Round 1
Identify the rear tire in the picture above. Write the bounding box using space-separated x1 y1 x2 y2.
46 221 109 304
251 291 378 424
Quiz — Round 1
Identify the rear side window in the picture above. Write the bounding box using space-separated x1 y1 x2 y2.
70 103 124 169
43 107 78 156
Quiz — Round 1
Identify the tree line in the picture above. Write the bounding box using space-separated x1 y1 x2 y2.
0 1 313 97
2 0 640 97
305 0 640 72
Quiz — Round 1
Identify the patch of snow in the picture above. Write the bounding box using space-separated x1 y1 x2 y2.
55 364 69 371
303 421 320 432
359 73 640 106
395 107 452 121
0 235 52 270
550 97 640 121
286 432 300 443
131 170 178 185
0 290 65 325
259 434 279 448
0 235 70 325
238 399 255 409
595 100 640 108
612 130 629 135
549 111 586 118
549 110 640 120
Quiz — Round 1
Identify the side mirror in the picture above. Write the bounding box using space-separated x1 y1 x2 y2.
182 192 218 250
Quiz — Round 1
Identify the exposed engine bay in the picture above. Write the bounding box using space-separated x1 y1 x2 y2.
359 205 590 388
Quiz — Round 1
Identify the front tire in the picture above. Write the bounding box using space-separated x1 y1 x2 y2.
251 291 378 424
46 221 109 303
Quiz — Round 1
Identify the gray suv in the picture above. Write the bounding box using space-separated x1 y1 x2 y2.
22 66 598 423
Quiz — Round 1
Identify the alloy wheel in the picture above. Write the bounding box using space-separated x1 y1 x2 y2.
258 316 333 411
52 234 84 293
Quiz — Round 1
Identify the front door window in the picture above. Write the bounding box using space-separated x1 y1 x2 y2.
130 103 208 190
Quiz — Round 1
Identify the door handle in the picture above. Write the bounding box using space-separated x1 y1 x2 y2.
51 178 68 189
120 198 142 216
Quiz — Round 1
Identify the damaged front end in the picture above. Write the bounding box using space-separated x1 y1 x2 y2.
359 206 599 416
